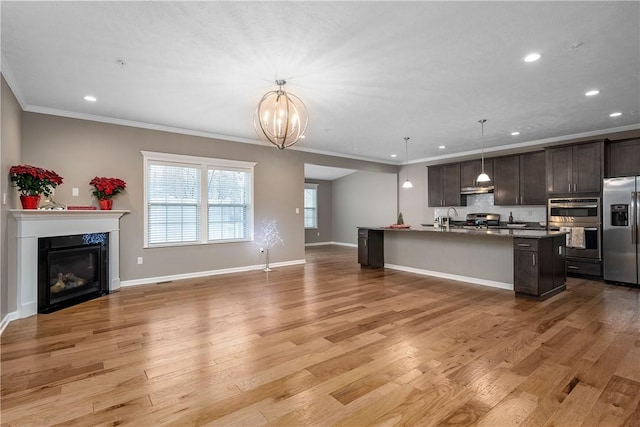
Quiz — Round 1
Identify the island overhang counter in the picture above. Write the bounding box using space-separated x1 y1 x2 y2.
357 226 568 296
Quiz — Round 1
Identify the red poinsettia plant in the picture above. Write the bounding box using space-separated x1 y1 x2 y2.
90 176 127 200
9 164 63 197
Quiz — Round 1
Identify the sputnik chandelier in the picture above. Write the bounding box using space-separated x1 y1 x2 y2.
254 80 308 150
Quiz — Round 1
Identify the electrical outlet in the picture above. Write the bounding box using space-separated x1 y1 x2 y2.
137 257 143 265
72 188 79 196
317 232 320 236
296 208 300 214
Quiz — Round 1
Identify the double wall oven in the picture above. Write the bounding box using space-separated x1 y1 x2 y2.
548 197 601 261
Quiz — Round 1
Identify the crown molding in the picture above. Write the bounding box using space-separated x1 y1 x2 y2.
0 55 28 109
23 105 399 166
413 123 640 165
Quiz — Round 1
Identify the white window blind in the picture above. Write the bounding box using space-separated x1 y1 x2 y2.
143 151 255 248
208 169 251 240
304 183 318 229
147 162 201 245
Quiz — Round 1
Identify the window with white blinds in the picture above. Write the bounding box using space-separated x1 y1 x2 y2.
142 151 255 247
304 183 318 229
147 162 201 245
207 169 250 240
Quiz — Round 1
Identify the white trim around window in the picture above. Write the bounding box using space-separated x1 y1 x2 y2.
142 151 256 248
304 183 318 229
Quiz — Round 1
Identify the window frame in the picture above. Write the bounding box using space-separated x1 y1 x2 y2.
304 183 319 229
142 151 256 248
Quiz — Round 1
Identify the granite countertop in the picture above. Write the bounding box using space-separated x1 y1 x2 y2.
360 225 567 239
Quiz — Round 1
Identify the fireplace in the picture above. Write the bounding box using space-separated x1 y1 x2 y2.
9 209 128 319
38 233 109 313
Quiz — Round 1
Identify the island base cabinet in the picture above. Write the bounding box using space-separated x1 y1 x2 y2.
357 229 384 268
514 236 566 300
514 250 539 295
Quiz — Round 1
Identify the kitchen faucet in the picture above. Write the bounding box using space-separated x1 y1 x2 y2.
446 207 458 230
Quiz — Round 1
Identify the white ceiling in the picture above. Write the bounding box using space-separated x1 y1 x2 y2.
304 164 357 181
1 1 639 165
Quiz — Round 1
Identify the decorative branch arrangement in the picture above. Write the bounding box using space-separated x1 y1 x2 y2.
255 219 283 272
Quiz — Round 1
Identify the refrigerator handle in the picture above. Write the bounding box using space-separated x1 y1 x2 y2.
635 192 639 245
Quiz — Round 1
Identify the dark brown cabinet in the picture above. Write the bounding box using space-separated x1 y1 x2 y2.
493 151 546 205
357 228 384 268
607 138 640 177
520 152 547 205
428 163 460 207
514 235 566 299
460 159 493 188
546 141 603 195
566 258 601 277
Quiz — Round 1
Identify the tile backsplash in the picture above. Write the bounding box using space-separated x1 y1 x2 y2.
433 193 546 223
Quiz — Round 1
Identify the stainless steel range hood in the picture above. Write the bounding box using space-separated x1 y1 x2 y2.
460 185 494 195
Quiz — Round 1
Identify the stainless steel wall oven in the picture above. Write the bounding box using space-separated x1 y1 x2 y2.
548 197 601 261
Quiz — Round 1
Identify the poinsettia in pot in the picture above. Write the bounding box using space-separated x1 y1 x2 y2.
9 164 64 209
90 176 126 210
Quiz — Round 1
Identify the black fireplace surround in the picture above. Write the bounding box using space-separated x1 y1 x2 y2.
38 233 109 313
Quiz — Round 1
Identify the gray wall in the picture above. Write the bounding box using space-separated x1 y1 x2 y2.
304 179 332 244
398 163 432 227
20 113 302 283
1 76 23 319
17 112 398 287
332 170 397 245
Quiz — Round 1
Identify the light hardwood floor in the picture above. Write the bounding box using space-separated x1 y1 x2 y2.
1 245 639 426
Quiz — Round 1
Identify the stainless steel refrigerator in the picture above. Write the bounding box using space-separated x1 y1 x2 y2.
603 177 640 285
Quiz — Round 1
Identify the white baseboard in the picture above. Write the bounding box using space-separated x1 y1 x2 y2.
0 311 19 335
330 241 358 248
304 241 333 247
304 241 357 248
384 263 513 291
120 259 306 287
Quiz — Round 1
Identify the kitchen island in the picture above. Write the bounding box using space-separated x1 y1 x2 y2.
358 226 568 299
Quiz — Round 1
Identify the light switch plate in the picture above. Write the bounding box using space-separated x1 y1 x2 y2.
72 188 79 196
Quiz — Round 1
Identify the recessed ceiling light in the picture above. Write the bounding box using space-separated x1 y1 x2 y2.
524 53 541 62
609 112 622 117
84 95 97 102
511 131 520 136
585 90 600 96
390 154 397 158
438 145 446 150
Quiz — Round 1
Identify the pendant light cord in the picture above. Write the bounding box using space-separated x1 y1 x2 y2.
479 119 486 173
404 137 410 181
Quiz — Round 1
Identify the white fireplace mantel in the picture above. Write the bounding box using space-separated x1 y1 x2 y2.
9 209 129 318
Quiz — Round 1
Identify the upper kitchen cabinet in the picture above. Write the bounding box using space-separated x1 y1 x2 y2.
606 138 640 177
493 151 546 205
428 163 460 207
520 151 547 204
460 159 493 189
546 141 603 195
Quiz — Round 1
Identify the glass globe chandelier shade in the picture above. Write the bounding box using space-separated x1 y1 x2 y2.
254 80 308 150
476 119 491 184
